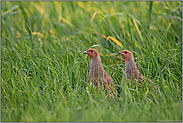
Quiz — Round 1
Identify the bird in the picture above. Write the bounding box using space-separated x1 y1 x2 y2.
84 48 118 98
118 50 158 89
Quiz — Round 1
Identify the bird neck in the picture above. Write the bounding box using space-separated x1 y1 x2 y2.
89 55 105 75
90 55 103 68
125 58 139 74
125 59 129 64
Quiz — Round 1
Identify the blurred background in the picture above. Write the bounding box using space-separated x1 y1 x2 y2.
1 1 182 122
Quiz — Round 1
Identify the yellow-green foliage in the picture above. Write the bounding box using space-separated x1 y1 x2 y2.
1 1 182 122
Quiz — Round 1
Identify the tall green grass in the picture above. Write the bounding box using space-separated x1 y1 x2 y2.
1 1 182 122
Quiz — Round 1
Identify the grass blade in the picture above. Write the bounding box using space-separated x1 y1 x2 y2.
148 1 153 31
2 5 19 16
2 11 21 18
91 11 121 40
19 6 32 39
107 36 124 48
132 18 143 42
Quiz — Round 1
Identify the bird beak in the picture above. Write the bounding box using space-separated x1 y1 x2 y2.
84 51 88 54
118 52 122 54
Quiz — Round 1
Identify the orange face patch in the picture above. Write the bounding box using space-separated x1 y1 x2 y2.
84 49 100 60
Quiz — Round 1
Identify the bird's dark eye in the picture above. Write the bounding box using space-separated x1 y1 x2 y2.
91 50 93 53
125 51 127 54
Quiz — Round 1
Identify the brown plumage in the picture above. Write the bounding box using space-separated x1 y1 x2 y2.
118 50 158 89
84 48 118 98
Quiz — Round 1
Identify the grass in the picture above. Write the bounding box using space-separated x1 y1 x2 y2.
1 1 182 122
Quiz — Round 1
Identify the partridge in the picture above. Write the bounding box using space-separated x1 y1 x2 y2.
84 49 118 98
118 50 158 89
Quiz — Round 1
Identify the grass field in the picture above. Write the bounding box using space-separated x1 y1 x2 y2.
1 1 182 122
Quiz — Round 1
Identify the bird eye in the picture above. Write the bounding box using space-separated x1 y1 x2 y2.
91 50 93 53
125 51 127 54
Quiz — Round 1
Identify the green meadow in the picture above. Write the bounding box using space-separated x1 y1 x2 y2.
1 1 182 122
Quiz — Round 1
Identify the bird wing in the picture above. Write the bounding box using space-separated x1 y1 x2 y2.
137 72 158 89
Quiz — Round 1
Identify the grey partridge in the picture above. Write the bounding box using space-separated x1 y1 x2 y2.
84 49 118 98
118 50 158 89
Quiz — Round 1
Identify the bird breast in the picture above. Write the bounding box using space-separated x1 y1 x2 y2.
125 59 139 79
89 58 104 77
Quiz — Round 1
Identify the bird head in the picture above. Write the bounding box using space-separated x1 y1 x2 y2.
84 49 100 60
118 50 134 64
